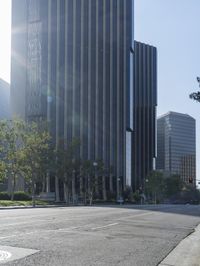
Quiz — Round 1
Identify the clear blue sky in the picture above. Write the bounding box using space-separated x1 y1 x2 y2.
135 0 200 182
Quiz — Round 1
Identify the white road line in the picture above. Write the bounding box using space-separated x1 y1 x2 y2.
91 223 119 230
117 211 157 221
0 219 48 228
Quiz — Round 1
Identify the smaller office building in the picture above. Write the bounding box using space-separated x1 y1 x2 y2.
157 111 196 185
132 41 157 192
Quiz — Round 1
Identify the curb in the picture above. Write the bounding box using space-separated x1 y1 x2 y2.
0 205 67 210
159 224 200 266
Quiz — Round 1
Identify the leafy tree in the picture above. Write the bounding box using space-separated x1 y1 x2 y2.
52 138 81 204
0 161 6 183
146 171 164 204
22 121 50 206
189 91 200 102
0 119 27 200
80 160 106 205
189 77 200 102
164 174 183 198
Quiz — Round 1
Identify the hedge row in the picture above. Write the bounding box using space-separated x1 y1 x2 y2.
0 191 31 201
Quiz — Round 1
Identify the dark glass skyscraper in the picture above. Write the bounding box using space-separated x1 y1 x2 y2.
11 0 134 197
132 41 157 191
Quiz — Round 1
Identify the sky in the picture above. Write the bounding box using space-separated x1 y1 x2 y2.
0 0 11 83
135 0 200 183
0 0 199 182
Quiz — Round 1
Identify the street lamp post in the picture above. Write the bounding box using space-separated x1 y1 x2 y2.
93 161 98 195
72 169 76 205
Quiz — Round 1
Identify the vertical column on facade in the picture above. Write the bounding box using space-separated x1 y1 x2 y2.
80 0 85 197
55 0 60 202
109 0 114 192
116 0 120 197
46 0 52 194
123 0 127 187
102 0 107 200
153 47 157 168
138 43 142 188
142 44 146 182
94 0 99 193
98 0 104 162
88 0 92 160
146 45 150 177
72 0 76 140
64 0 68 144
66 0 73 144
63 0 69 203
95 0 99 162
80 0 84 159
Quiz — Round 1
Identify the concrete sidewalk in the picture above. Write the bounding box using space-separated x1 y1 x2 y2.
159 224 200 266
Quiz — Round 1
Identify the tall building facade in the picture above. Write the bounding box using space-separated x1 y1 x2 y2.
132 41 157 191
11 0 134 197
0 79 10 192
0 79 10 119
157 112 196 185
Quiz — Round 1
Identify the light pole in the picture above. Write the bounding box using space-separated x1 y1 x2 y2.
72 169 76 204
117 177 123 204
93 161 98 195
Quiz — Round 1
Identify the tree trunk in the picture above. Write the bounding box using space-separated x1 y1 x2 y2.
11 174 16 201
46 173 50 193
89 191 93 206
95 175 98 195
109 175 113 192
80 176 83 199
154 192 157 205
64 182 69 204
72 173 76 205
102 176 107 201
42 175 46 193
32 181 36 207
55 176 60 202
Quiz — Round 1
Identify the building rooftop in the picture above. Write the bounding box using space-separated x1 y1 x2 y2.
157 111 195 121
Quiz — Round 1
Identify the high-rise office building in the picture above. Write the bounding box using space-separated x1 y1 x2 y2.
11 0 134 198
157 111 196 185
132 41 157 191
0 79 10 192
0 79 10 119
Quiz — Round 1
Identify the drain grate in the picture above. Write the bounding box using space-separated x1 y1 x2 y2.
0 250 12 261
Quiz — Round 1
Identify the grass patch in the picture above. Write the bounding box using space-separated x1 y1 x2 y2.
0 200 50 207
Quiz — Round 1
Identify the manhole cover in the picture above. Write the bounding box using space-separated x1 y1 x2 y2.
0 250 12 261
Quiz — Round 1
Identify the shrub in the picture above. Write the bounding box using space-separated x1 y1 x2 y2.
133 191 141 203
0 192 10 200
107 191 117 201
123 186 133 202
13 191 31 201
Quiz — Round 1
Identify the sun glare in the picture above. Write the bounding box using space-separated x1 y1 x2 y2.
0 0 11 83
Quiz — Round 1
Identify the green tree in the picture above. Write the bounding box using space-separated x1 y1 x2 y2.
164 174 183 198
80 160 106 205
146 171 165 204
0 119 27 200
190 91 200 102
189 77 200 102
22 121 50 207
52 138 81 204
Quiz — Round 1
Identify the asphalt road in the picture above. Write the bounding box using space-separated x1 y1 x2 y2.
0 205 200 266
